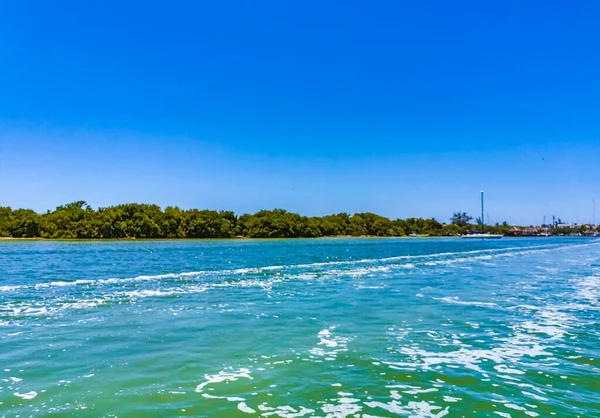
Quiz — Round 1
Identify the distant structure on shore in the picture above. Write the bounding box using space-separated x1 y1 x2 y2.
461 191 503 239
506 224 600 237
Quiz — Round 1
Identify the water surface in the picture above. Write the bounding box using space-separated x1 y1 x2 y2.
1 238 599 417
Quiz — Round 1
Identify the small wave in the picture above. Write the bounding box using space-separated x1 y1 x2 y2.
433 296 501 309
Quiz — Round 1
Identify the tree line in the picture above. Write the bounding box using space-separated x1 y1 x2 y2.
0 201 512 239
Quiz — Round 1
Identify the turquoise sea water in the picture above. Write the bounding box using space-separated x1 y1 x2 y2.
1 238 599 417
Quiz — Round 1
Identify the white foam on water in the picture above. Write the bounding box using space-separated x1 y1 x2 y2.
508 305 540 312
318 329 338 348
403 387 438 395
258 403 315 417
117 289 182 298
390 390 402 400
385 322 555 376
516 307 576 340
320 397 362 417
202 393 245 402
1 297 111 318
1 271 205 293
237 402 256 414
377 244 563 264
443 396 462 403
0 285 22 292
195 367 253 392
365 400 449 417
574 272 600 307
14 391 37 400
67 298 108 309
309 327 352 359
415 242 600 272
382 290 585 414
434 296 501 309
494 365 525 375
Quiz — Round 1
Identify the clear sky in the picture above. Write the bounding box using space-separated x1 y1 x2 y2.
1 0 599 225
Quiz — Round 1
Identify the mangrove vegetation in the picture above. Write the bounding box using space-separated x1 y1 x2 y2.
0 201 518 239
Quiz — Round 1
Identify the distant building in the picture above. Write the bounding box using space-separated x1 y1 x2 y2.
556 223 573 228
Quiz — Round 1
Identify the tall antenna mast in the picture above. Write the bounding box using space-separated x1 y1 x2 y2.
594 198 596 225
481 190 485 234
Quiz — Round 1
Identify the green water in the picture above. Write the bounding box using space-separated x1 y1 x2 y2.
1 238 599 417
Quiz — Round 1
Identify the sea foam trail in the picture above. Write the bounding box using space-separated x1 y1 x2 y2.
1 242 598 321
0 243 579 293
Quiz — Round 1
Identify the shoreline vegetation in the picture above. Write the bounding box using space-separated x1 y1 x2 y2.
0 236 460 241
0 201 596 239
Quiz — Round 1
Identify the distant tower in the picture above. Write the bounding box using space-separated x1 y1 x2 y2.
480 190 485 233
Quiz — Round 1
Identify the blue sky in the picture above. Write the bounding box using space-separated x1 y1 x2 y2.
1 0 599 225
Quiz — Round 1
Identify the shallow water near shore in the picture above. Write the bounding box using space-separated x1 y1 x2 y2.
1 238 599 417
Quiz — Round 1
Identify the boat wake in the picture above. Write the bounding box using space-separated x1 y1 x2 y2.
1 241 599 324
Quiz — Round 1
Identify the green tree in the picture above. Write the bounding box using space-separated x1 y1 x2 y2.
0 207 12 236
319 213 351 236
442 223 464 236
450 212 473 227
8 209 41 237
348 215 367 236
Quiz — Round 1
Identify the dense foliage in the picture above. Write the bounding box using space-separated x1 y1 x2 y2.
0 201 513 239
450 211 473 227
